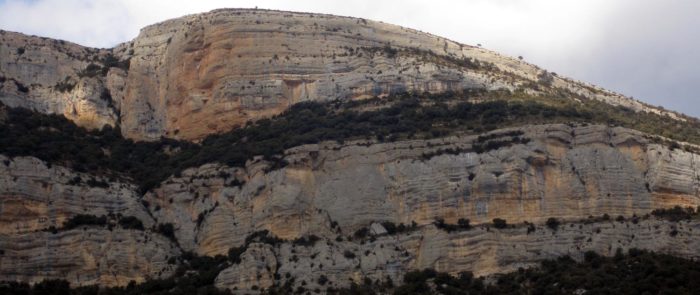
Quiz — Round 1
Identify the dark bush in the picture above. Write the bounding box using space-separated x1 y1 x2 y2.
492 218 507 229
343 250 356 259
652 206 698 222
62 214 107 230
156 223 176 242
118 216 144 230
546 217 560 230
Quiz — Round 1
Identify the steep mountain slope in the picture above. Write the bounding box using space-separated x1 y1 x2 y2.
1 8 700 295
0 9 684 142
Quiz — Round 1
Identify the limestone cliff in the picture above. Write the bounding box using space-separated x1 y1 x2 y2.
1 123 700 291
0 155 180 287
0 9 683 141
2 8 700 294
144 124 700 256
0 31 121 130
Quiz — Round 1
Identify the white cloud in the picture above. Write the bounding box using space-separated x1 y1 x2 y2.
1 0 698 116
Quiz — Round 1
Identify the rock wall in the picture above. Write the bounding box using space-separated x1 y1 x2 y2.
145 124 700 257
0 155 180 287
2 9 682 142
0 228 178 287
1 123 699 290
214 218 700 293
0 30 120 130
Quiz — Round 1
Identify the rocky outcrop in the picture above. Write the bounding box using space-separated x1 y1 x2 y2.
213 218 700 293
0 228 178 287
1 9 682 141
214 243 278 293
0 155 151 234
145 124 700 257
0 30 120 130
1 123 700 290
1 8 699 292
0 155 180 287
119 9 681 141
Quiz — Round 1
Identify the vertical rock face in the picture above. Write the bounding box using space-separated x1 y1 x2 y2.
0 156 150 234
2 8 700 293
0 229 178 287
120 9 675 141
0 155 180 287
144 124 700 256
1 9 682 141
0 31 120 130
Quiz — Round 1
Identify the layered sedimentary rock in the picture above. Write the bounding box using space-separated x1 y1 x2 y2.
214 219 700 293
0 155 180 287
145 124 700 256
0 155 151 234
0 228 178 287
119 9 681 141
2 8 700 293
0 31 120 130
1 9 682 141
1 123 699 290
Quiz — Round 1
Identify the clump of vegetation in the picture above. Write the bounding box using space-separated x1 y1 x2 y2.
434 218 471 232
78 54 130 78
54 79 76 93
118 216 144 231
545 217 560 231
380 221 417 235
651 206 700 222
492 218 508 229
291 234 321 247
382 249 700 295
56 214 145 232
156 223 176 242
4 249 700 294
3 87 700 197
62 214 107 230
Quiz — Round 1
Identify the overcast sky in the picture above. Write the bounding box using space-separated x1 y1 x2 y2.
1 0 698 117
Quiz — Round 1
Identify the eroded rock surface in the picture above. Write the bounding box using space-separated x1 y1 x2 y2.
0 155 180 287
1 9 681 141
145 124 700 256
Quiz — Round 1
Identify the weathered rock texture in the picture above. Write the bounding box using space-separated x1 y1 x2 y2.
0 155 180 287
214 219 700 293
2 8 700 293
1 124 700 291
0 31 120 130
0 228 178 287
145 124 700 256
1 9 682 141
0 155 150 234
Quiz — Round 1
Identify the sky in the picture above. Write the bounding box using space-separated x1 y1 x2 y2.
1 0 698 117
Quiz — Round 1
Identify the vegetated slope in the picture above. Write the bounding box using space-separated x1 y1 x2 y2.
3 88 700 292
0 8 689 141
2 89 700 194
2 248 700 294
3 8 700 295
